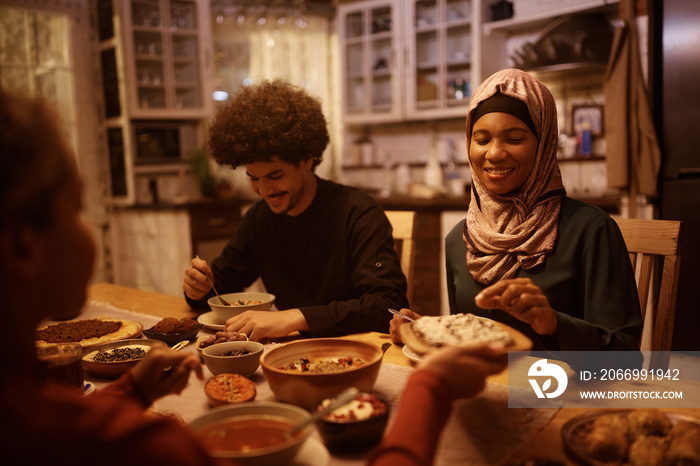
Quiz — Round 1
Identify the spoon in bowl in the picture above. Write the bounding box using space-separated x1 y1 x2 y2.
284 387 359 438
195 255 232 306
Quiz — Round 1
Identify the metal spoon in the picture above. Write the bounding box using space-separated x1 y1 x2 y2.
164 339 190 374
388 308 415 322
284 387 359 438
195 255 232 306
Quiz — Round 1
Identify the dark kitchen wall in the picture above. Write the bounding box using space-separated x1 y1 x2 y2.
651 0 700 351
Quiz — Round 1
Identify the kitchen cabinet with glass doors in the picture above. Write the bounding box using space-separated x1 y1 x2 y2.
338 0 477 123
405 0 475 119
97 0 213 205
111 0 213 119
338 0 404 124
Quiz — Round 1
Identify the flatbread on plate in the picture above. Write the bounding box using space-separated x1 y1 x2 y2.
35 318 143 348
399 313 532 355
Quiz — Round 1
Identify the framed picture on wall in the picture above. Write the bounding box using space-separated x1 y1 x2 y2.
572 105 604 136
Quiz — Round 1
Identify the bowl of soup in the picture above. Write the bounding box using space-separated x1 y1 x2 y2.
188 401 314 465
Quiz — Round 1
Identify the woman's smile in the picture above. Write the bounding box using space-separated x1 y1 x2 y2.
469 112 539 195
484 167 515 176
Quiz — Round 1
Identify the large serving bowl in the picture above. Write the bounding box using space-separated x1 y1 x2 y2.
82 339 166 379
208 292 276 323
201 341 264 377
188 401 314 466
315 392 390 452
260 338 384 409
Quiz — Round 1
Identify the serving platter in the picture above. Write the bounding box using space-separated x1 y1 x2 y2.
398 316 532 355
561 409 700 466
36 318 143 348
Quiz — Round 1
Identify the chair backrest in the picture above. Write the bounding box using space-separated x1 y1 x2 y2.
385 210 416 305
614 218 682 351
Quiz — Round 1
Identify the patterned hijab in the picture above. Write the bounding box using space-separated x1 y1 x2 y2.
464 69 566 284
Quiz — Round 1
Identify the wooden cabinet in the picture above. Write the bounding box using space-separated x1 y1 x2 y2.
338 0 619 124
97 0 213 205
107 0 213 118
338 0 481 123
338 0 405 124
405 0 475 119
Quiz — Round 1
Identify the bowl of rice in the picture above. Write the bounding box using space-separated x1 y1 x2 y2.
260 338 383 409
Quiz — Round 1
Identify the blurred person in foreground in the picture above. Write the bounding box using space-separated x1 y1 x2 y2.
0 88 218 465
183 80 408 340
368 343 508 465
391 69 642 352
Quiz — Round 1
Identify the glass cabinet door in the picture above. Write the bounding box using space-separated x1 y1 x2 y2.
340 0 403 124
408 0 473 118
128 0 206 115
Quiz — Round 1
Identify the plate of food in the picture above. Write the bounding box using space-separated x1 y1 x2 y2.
143 316 202 346
398 313 532 356
82 338 166 379
561 408 700 465
36 318 143 348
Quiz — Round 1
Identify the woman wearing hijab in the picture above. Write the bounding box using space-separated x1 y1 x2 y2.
392 69 642 352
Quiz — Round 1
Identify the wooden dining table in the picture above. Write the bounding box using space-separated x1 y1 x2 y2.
87 283 700 466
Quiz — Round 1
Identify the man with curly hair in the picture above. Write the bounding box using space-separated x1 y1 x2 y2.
183 80 409 340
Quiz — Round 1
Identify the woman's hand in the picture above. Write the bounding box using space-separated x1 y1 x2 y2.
130 347 203 402
224 309 309 341
389 308 422 344
475 277 558 336
183 256 212 300
417 344 507 400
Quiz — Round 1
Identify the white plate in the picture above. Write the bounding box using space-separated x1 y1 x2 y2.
197 311 226 331
402 344 422 363
292 436 330 466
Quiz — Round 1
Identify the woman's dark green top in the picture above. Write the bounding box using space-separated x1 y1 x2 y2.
445 197 643 351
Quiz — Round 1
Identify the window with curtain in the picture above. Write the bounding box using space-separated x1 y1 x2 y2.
0 6 76 149
210 3 341 182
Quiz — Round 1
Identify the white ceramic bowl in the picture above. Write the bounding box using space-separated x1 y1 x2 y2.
201 341 264 377
207 292 275 323
189 401 314 466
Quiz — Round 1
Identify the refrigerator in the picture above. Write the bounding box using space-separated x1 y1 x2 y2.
652 0 700 351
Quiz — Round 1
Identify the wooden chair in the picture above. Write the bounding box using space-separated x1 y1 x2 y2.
614 218 682 352
385 210 417 305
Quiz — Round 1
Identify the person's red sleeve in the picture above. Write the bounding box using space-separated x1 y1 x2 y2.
366 369 453 466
